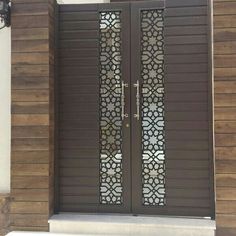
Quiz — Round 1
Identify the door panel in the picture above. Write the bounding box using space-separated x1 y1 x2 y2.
130 0 213 216
58 3 131 213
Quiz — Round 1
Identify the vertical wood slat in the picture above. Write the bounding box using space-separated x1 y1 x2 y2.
11 0 56 231
214 0 236 235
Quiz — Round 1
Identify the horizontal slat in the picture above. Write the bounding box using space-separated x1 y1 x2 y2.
166 82 208 92
214 41 236 55
167 188 210 198
166 140 209 150
165 16 207 26
12 101 49 114
12 77 49 89
166 111 208 121
217 188 236 201
215 109 236 121
215 94 236 107
59 139 99 148
12 176 49 189
166 169 210 179
166 73 208 83
166 53 208 64
216 174 236 187
166 121 208 130
167 102 207 112
60 186 98 195
12 126 49 138
214 15 236 28
60 57 98 66
216 134 236 147
59 94 99 103
11 150 50 164
165 92 208 102
216 160 236 173
60 195 99 204
167 160 209 169
12 28 49 40
12 40 49 53
165 0 207 7
59 4 98 12
12 3 48 16
166 130 208 140
59 66 98 76
165 44 208 54
60 168 98 177
12 52 49 65
12 15 48 28
216 82 235 99
165 26 207 36
216 147 236 161
214 28 236 42
60 159 99 168
59 48 98 58
59 84 99 94
59 203 211 216
166 150 209 160
60 21 98 31
11 138 49 151
60 12 98 21
59 76 98 84
167 198 210 207
59 122 99 130
60 177 99 187
60 30 99 40
12 90 49 102
214 1 236 15
59 39 98 49
165 63 208 73
165 6 207 17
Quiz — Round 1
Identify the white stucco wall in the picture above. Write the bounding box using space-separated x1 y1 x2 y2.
0 27 11 193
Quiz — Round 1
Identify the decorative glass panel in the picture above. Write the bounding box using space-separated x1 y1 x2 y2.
141 9 166 206
99 11 123 205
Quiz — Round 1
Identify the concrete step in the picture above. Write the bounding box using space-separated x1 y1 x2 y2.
7 232 112 236
49 214 216 236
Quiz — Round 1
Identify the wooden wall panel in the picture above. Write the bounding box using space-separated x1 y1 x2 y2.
10 0 56 231
214 0 236 235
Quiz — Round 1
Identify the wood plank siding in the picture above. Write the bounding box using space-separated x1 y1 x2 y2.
11 0 56 231
214 0 236 235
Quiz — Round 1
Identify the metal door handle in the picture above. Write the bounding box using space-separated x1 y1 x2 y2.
121 81 128 120
134 80 140 120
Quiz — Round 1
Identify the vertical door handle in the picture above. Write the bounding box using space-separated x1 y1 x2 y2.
133 80 140 120
121 81 129 120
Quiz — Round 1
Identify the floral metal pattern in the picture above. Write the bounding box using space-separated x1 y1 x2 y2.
99 11 123 205
141 9 166 206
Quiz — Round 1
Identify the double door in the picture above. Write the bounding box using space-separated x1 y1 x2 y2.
57 0 214 217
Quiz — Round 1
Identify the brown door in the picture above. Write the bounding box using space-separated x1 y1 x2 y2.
57 0 214 217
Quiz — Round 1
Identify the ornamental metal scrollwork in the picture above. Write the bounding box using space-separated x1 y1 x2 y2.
141 9 166 206
99 11 123 205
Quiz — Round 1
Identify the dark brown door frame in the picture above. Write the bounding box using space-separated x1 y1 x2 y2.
55 0 215 217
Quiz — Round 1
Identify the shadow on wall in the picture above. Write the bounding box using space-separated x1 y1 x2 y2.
0 27 10 194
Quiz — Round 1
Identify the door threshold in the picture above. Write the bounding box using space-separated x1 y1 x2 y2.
49 213 215 236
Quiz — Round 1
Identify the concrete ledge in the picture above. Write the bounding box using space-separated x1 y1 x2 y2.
49 213 216 236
